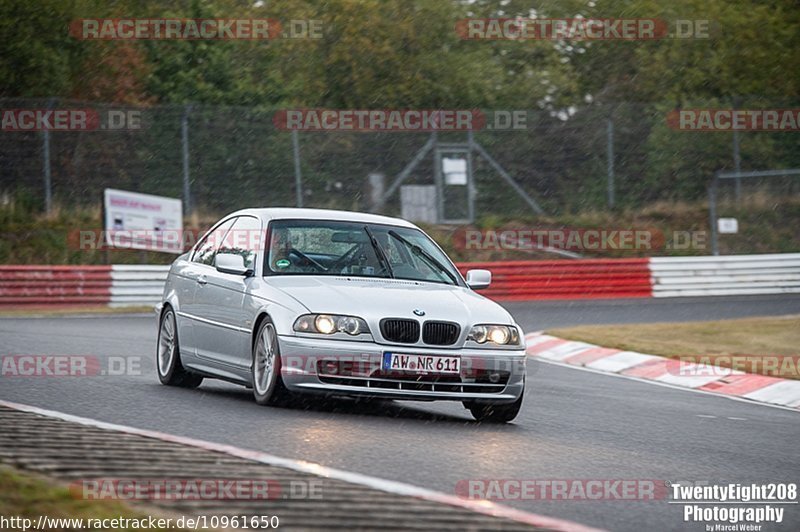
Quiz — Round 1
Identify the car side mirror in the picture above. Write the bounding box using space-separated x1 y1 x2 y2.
465 269 491 290
215 253 253 276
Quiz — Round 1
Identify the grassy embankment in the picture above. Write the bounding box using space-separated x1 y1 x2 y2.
0 466 195 531
2 197 800 265
549 315 800 379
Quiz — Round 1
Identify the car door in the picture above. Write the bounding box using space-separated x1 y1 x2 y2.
178 217 237 360
168 257 202 361
193 215 262 368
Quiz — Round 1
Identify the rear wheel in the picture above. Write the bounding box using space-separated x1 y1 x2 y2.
464 394 523 423
157 308 203 388
252 318 290 406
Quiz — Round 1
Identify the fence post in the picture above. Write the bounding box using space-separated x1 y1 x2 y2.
708 176 719 256
606 118 615 209
42 98 55 214
732 128 742 203
181 104 192 215
732 97 742 203
292 129 303 207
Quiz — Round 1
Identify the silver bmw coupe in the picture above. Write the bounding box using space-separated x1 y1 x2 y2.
156 208 526 422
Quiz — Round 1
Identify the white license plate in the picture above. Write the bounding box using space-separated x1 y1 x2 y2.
382 353 460 374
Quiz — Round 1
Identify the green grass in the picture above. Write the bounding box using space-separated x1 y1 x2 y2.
0 466 191 531
548 315 800 379
429 197 800 262
2 197 799 264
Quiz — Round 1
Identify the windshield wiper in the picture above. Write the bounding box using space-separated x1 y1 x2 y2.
387 230 458 285
364 225 394 278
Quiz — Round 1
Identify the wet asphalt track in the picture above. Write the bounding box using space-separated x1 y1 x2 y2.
1 295 799 531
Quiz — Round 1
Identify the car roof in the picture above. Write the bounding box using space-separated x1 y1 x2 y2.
225 208 419 228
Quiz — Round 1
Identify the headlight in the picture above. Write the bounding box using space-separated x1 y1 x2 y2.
294 314 370 336
468 324 520 346
315 315 336 334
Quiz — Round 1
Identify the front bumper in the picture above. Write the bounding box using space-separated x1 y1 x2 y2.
278 335 526 402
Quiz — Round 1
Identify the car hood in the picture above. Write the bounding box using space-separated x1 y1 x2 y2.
265 276 514 326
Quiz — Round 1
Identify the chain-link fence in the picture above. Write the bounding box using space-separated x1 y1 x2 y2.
710 169 800 254
1 98 799 220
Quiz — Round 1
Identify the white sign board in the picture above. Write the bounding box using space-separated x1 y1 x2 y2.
717 217 739 234
442 157 468 185
400 185 437 223
103 189 183 253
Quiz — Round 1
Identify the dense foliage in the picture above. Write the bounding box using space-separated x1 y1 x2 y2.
0 0 798 213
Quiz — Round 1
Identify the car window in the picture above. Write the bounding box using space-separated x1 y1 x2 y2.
267 222 379 273
192 218 236 266
266 220 460 285
217 216 262 270
379 229 457 284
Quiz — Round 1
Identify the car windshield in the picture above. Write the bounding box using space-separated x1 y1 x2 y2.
266 220 461 286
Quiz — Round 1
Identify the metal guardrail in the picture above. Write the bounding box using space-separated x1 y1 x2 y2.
109 265 169 307
2 254 799 307
0 265 112 306
650 253 800 297
456 259 653 300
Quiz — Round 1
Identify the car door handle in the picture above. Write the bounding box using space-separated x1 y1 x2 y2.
196 276 207 285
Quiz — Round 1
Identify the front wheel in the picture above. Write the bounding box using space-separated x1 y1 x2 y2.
252 318 290 406
157 308 203 388
464 394 523 423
